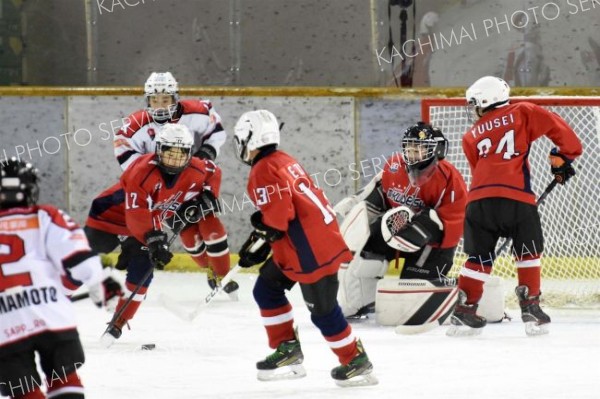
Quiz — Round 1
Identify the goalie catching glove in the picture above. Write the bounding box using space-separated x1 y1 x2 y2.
549 148 575 185
145 230 173 270
381 206 443 252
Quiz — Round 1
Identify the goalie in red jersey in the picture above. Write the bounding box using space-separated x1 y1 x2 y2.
100 124 233 347
233 110 377 387
447 76 583 337
334 122 468 329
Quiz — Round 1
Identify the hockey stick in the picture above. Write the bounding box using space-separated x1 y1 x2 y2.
158 264 243 322
104 225 181 333
495 179 558 256
159 238 266 322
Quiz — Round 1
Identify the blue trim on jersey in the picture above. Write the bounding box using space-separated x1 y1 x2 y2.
288 218 320 273
117 150 137 166
89 189 125 218
469 183 534 194
522 144 533 193
311 306 348 337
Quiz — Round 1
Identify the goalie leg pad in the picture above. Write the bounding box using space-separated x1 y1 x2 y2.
477 276 506 323
338 256 387 317
375 279 458 327
339 201 371 252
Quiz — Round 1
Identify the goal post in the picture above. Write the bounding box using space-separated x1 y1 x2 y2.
422 97 600 307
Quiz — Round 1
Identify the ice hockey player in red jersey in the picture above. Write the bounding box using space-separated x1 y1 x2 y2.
84 71 233 293
0 159 116 399
100 124 233 347
448 76 583 337
233 110 378 387
334 122 467 326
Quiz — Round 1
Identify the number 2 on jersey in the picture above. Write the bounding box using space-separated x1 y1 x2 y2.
477 129 519 159
0 234 31 292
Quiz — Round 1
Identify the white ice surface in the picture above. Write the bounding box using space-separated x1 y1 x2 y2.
59 272 600 398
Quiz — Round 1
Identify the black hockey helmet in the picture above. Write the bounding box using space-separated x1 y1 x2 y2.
401 122 448 186
0 158 40 209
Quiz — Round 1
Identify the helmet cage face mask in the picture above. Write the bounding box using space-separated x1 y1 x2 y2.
0 158 40 209
144 72 179 123
146 94 178 123
155 125 193 174
233 130 253 166
401 123 443 186
465 76 510 122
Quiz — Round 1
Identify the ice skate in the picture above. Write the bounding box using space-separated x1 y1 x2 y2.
345 302 375 320
446 290 487 337
207 269 239 301
515 285 550 336
331 339 378 387
100 317 127 348
256 333 306 381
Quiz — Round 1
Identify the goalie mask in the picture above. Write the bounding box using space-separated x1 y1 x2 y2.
144 72 179 123
0 158 40 210
233 110 280 165
155 124 194 174
401 122 447 186
466 76 510 121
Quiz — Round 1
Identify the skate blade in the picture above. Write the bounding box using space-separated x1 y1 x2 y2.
334 371 379 387
446 324 484 337
257 364 307 381
524 321 549 336
100 332 117 348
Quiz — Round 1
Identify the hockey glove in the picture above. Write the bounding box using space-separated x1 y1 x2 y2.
166 190 222 230
194 144 217 161
238 231 272 268
393 208 444 253
549 148 576 185
145 230 173 270
88 276 124 309
250 211 284 243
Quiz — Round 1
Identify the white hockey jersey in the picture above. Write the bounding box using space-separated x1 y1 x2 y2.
0 205 103 347
113 99 227 170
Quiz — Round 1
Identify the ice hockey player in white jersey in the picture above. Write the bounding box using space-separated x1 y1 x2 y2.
0 158 116 399
84 71 235 296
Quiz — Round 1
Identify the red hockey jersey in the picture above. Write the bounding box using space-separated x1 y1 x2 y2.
462 102 583 205
120 154 221 244
380 155 467 248
247 150 352 284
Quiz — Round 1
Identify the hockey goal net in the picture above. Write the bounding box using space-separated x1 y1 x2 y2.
422 97 600 307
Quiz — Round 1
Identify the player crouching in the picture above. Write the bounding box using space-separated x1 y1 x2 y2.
101 124 236 347
335 123 473 332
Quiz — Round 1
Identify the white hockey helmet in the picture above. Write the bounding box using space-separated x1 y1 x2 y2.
155 124 194 174
144 72 179 123
465 76 510 119
233 110 280 165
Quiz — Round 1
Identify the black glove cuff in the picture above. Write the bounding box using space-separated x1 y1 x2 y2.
250 211 284 242
194 144 217 161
